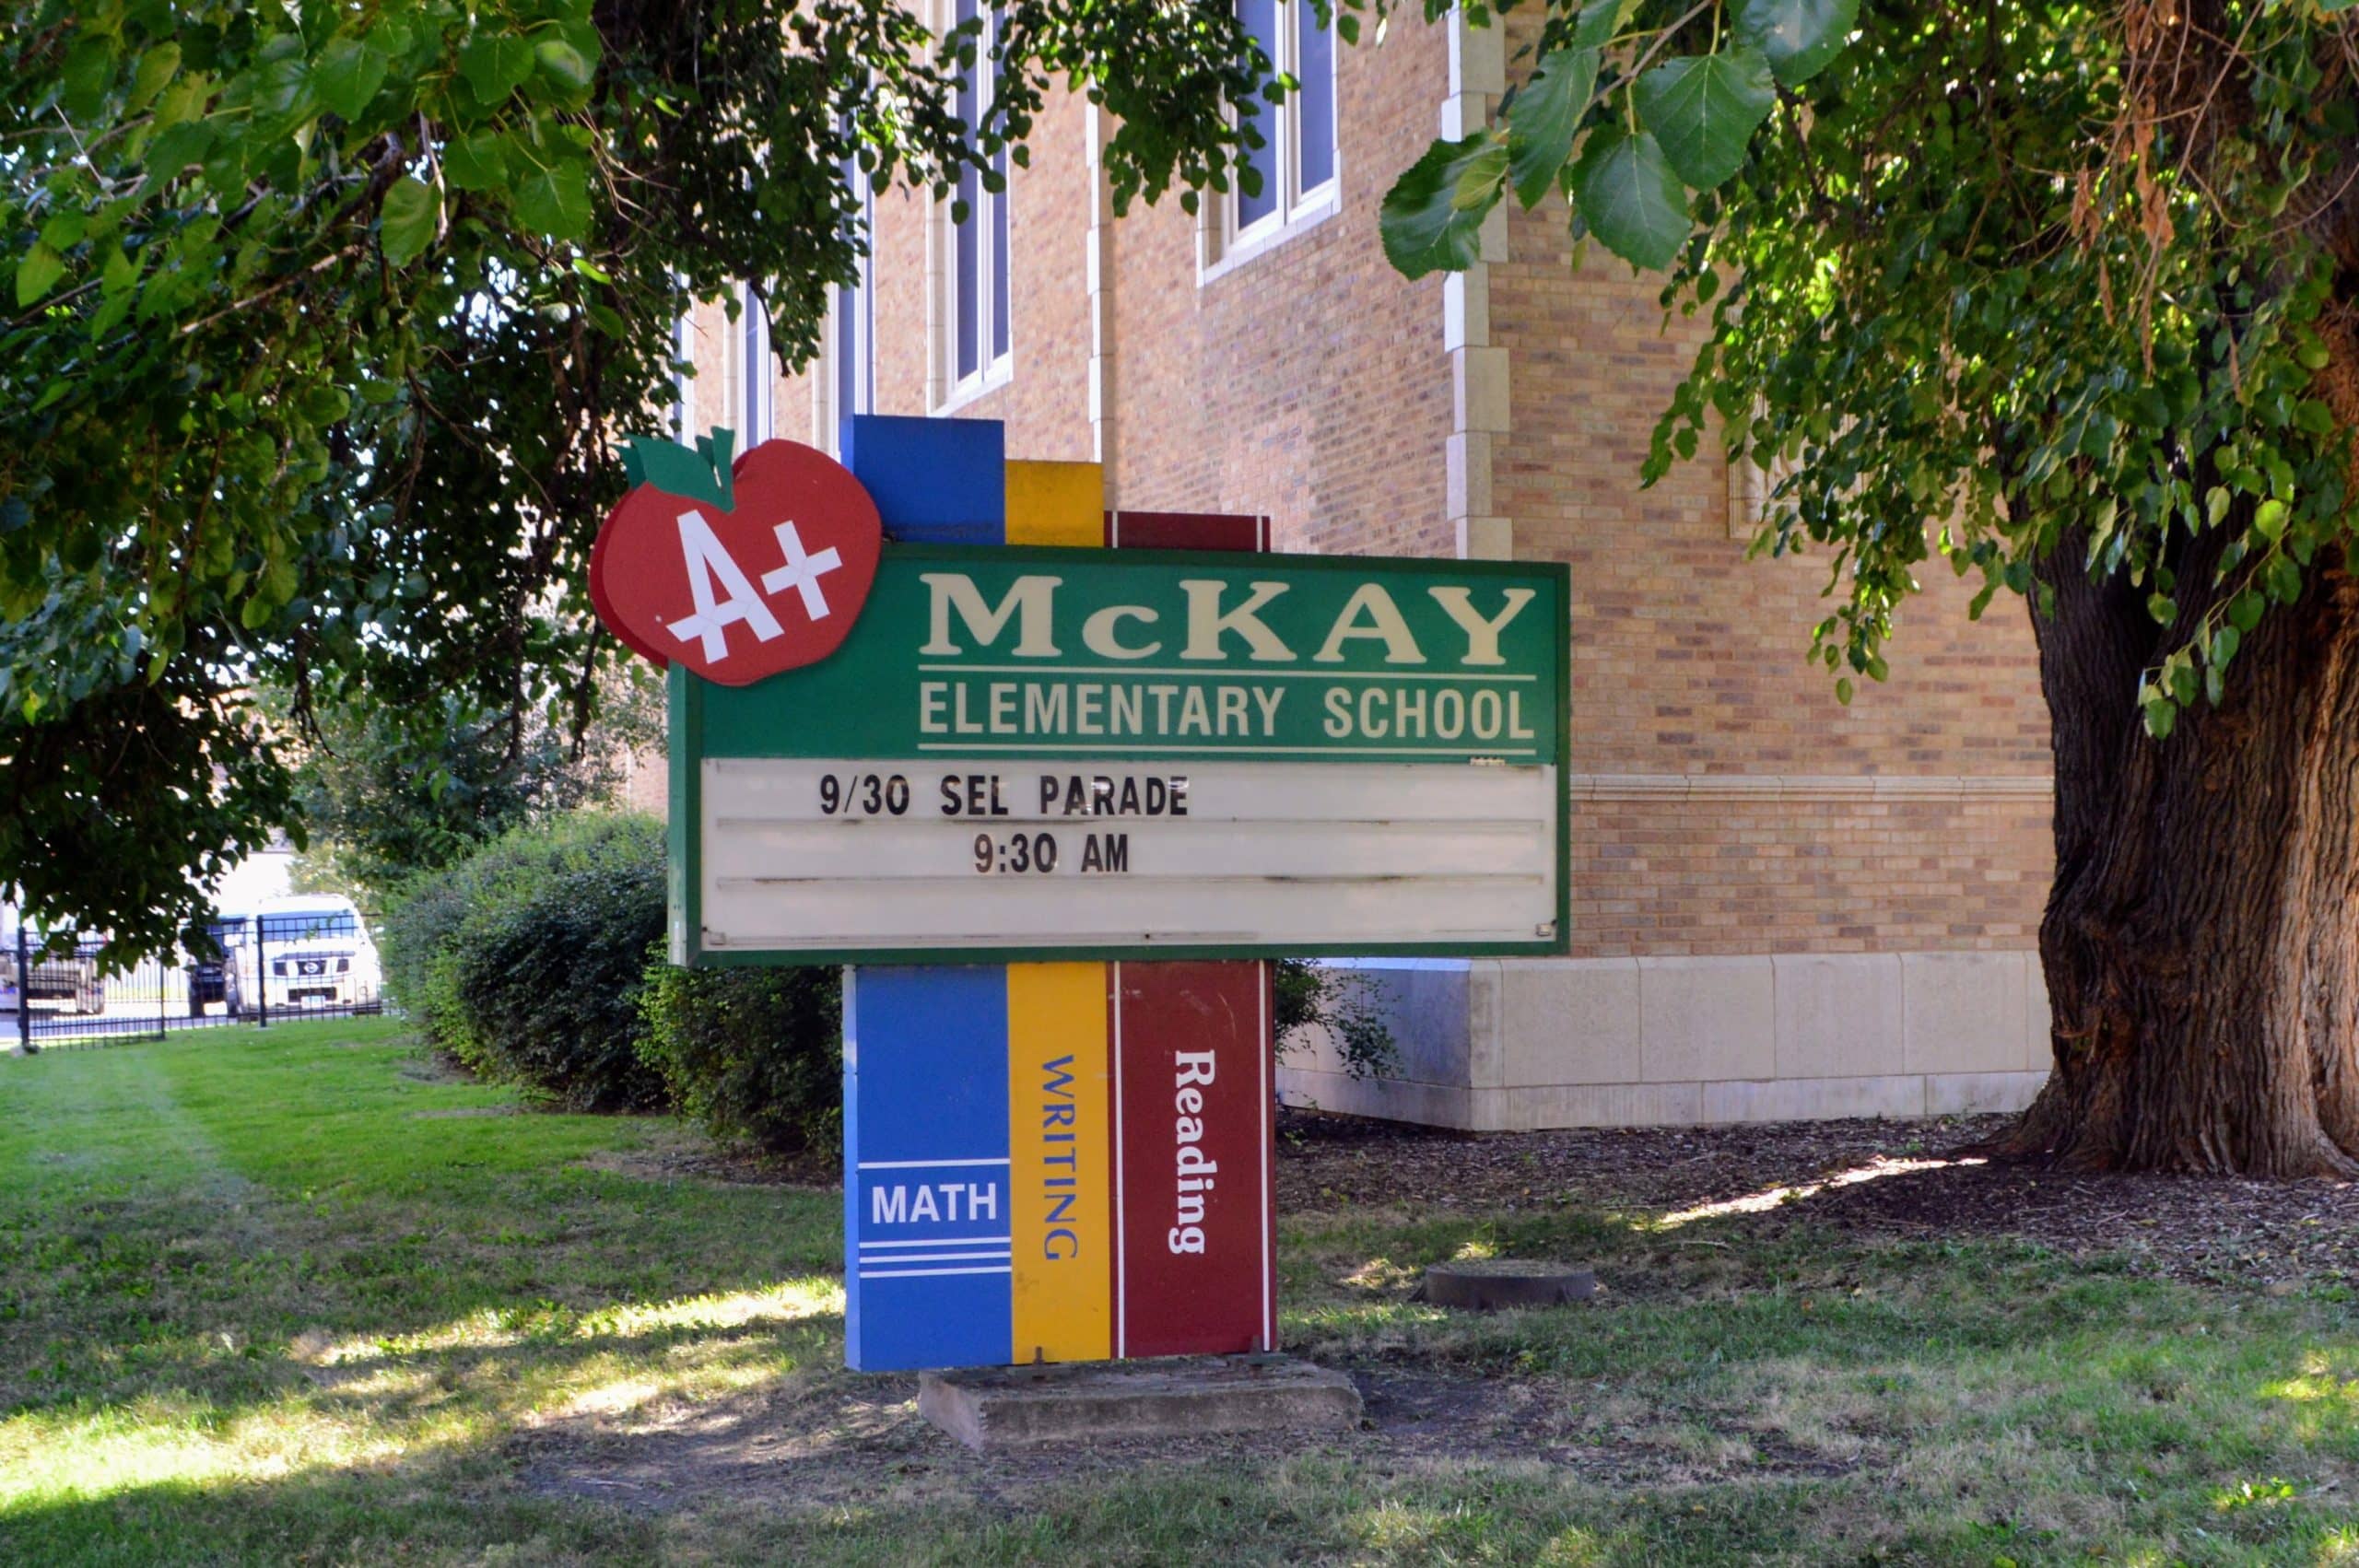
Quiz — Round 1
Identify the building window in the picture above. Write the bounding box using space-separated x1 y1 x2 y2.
736 282 771 443
1229 0 1338 248
822 158 876 457
939 0 1010 405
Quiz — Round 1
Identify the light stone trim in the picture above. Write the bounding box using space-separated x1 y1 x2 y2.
1572 773 2052 803
1445 8 1511 564
1085 103 1118 501
1278 950 2053 1131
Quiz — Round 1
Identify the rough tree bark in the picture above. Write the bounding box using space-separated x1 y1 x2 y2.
1984 0 2359 1176
1998 529 2359 1176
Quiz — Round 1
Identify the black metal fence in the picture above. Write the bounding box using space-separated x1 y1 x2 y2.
6 929 166 1047
8 913 385 1051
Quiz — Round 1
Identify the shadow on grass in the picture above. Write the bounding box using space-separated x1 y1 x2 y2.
0 1464 663 1565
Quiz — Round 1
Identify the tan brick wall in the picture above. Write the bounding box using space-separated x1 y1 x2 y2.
1105 19 1455 555
1568 793 2048 958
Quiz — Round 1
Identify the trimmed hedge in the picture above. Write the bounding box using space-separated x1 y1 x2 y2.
381 813 668 1109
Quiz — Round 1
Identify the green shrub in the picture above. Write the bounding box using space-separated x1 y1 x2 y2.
638 965 842 1153
381 812 667 1108
452 863 668 1112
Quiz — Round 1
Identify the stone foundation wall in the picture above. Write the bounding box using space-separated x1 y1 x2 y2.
1279 955 2051 1131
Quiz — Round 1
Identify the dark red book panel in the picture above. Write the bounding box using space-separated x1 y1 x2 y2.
1111 960 1274 1358
1104 510 1271 554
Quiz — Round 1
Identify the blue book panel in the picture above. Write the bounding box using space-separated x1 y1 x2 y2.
843 965 1012 1371
840 415 1005 544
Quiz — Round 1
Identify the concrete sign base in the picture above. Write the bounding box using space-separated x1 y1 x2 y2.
917 1355 1364 1451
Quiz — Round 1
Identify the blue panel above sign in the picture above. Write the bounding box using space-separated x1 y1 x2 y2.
840 415 1006 544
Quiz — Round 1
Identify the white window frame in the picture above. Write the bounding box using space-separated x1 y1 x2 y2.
932 0 1012 411
1204 0 1340 280
817 177 877 457
672 290 697 440
735 282 772 444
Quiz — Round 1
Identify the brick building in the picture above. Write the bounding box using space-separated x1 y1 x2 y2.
670 4 2058 1129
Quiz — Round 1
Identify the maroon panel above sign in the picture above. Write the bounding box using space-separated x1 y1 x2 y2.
1103 510 1270 553
1111 960 1273 1358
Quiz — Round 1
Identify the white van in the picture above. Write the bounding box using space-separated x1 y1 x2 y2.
239 895 383 1015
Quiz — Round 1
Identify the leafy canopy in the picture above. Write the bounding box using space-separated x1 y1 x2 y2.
2 0 1273 958
1386 0 2359 727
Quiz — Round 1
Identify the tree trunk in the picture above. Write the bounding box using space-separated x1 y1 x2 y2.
1996 535 2359 1176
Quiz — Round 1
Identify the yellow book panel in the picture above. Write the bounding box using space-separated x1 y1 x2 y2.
1005 962 1113 1363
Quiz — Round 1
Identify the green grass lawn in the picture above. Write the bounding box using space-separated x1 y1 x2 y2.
4 1024 2357 1564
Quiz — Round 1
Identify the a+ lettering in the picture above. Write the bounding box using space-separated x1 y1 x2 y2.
760 521 845 620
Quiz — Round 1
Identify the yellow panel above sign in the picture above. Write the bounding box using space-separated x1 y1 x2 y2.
1005 460 1104 548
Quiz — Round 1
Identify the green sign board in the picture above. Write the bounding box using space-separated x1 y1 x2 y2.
670 543 1570 965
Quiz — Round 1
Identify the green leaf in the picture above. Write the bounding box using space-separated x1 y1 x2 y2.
145 120 215 176
1572 126 1691 272
2267 553 2303 603
2146 593 2177 625
1634 49 1776 190
534 39 595 92
2228 589 2266 632
315 36 389 121
252 55 311 118
1507 48 1599 209
379 176 440 266
16 242 65 308
1379 133 1504 279
459 33 536 103
1568 0 1636 52
2254 497 2286 542
1835 675 1854 705
100 243 139 295
1733 0 1860 87
514 161 593 242
444 130 510 192
2212 623 2240 664
300 385 352 424
60 35 117 120
40 209 87 252
128 42 182 112
64 526 103 574
2143 696 2177 739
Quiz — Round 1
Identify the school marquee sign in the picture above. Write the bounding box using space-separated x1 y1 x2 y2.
668 544 1570 965
594 417 1570 1373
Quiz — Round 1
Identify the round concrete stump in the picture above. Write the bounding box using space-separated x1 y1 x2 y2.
1414 1259 1595 1311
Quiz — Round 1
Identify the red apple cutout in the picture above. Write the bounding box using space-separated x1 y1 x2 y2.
591 432 884 686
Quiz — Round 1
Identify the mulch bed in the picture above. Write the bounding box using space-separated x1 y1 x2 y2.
1274 1106 2359 1290
599 1099 2359 1291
